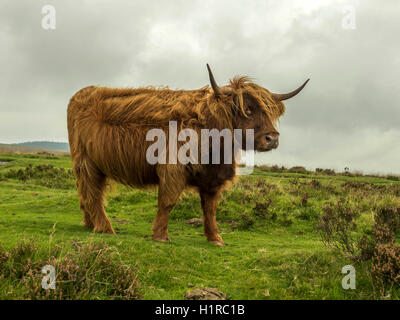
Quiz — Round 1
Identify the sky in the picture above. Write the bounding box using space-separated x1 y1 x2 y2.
0 0 399 174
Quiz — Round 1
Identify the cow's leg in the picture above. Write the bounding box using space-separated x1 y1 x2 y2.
79 200 93 229
152 167 185 242
74 157 114 234
200 189 224 246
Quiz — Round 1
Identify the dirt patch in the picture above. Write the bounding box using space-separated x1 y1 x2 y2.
185 218 203 227
184 288 228 300
112 219 130 224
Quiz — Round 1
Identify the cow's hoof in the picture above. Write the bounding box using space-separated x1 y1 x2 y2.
83 221 94 229
152 235 171 242
209 240 225 246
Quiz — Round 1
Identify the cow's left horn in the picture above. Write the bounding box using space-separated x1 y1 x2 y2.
271 79 310 101
206 63 222 97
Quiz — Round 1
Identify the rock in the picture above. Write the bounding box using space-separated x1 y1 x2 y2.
184 288 228 300
185 218 203 227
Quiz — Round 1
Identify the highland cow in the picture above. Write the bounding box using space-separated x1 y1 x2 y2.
67 64 309 246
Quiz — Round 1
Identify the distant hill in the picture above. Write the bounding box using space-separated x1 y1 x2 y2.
0 141 70 155
14 141 70 151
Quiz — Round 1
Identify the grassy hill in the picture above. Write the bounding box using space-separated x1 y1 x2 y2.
14 141 69 151
0 142 69 155
0 153 399 300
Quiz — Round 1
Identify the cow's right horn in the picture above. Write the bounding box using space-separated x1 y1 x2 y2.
206 64 222 97
271 79 310 101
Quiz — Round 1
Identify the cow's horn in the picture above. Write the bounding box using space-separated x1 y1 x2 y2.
206 63 222 97
271 79 310 101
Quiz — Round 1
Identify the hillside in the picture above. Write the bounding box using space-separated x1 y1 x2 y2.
13 141 69 151
0 142 69 155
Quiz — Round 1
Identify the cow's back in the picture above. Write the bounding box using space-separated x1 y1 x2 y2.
67 86 160 187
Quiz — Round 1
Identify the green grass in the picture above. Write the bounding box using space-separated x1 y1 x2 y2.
0 153 399 299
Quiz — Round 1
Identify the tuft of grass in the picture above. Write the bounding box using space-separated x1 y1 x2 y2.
0 240 141 300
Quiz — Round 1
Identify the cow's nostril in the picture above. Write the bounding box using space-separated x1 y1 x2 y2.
265 135 278 149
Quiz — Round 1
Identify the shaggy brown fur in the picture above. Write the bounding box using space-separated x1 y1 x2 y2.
67 66 307 245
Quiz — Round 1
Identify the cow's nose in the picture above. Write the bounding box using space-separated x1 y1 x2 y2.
266 135 279 149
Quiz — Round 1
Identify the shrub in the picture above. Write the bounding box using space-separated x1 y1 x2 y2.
238 212 255 229
270 165 282 172
300 193 309 207
309 179 321 189
256 165 271 172
297 206 319 221
252 199 274 220
341 181 400 196
318 202 400 291
280 212 293 226
0 241 141 300
374 206 400 235
4 165 75 189
288 177 299 186
288 166 309 174
371 242 400 288
316 168 335 175
253 179 279 194
357 225 395 262
317 199 361 256
323 169 335 175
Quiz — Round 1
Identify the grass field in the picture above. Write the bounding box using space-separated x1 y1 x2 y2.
0 153 399 300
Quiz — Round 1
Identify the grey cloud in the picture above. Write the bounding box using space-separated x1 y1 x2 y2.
0 0 399 173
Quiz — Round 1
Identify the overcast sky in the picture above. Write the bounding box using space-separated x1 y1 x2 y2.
0 0 399 174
